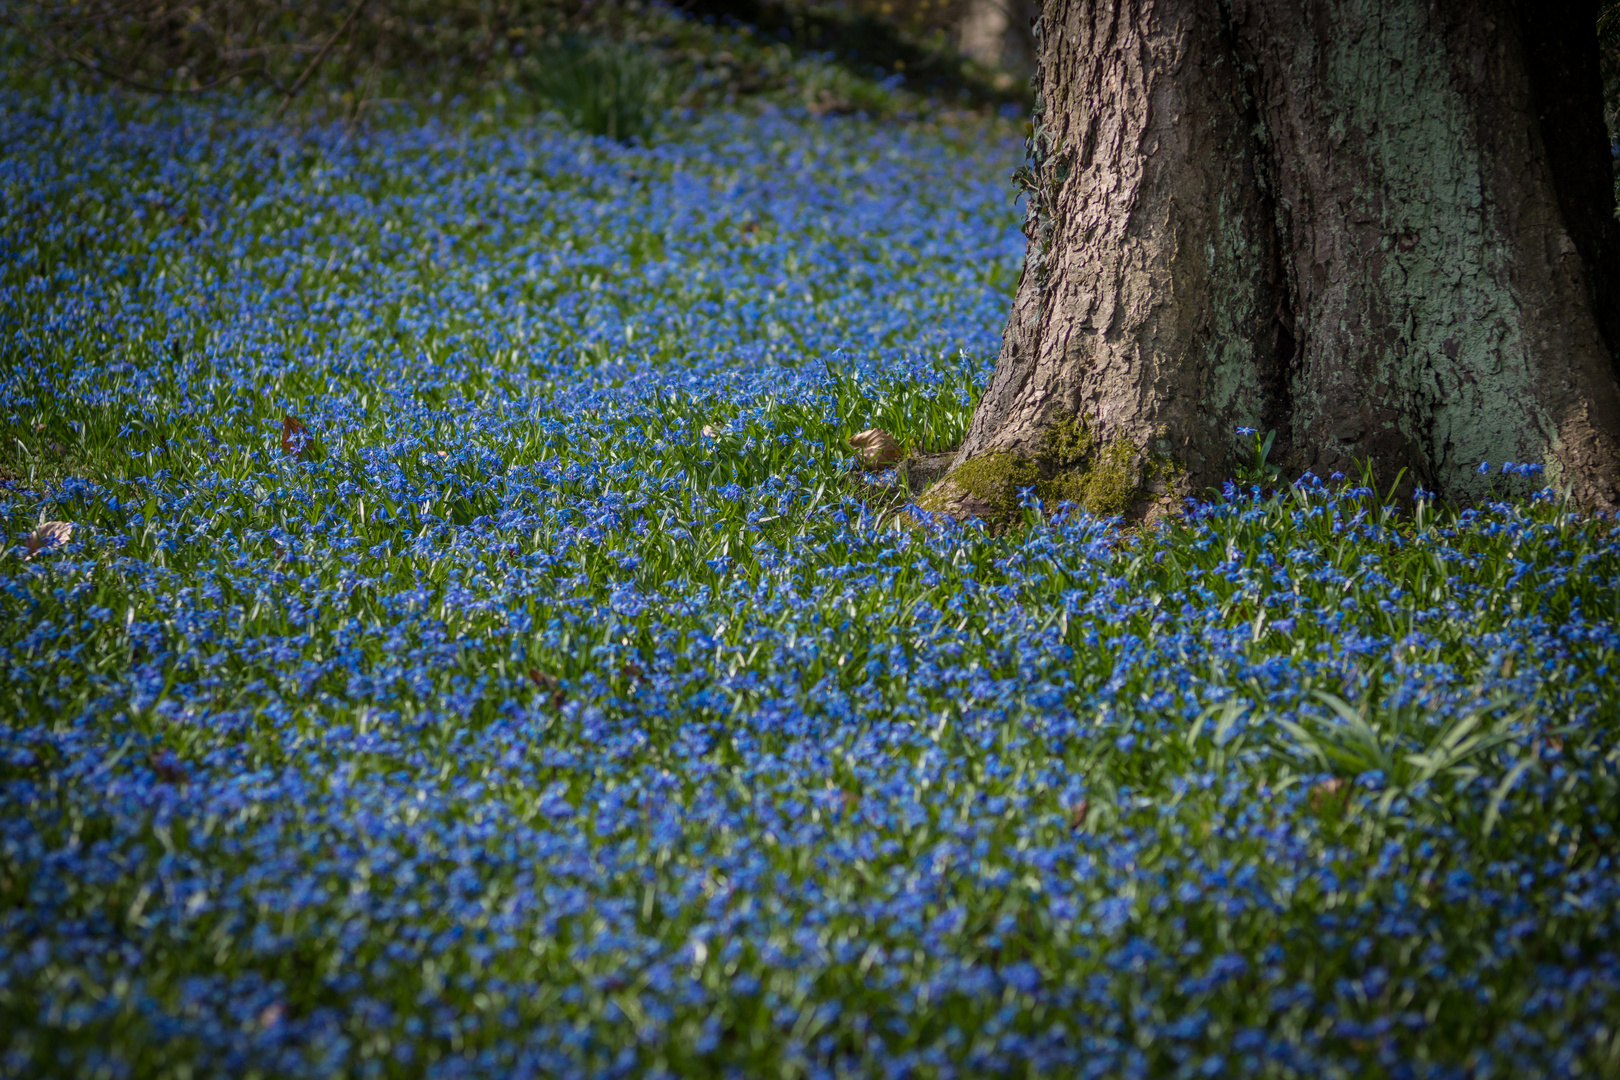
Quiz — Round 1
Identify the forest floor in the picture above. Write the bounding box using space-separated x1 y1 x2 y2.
4 21 1620 1080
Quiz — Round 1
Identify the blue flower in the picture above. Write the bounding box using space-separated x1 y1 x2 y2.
3 65 1616 1080
1236 426 1257 436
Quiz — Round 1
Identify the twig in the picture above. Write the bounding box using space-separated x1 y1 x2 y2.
275 0 368 119
341 59 379 141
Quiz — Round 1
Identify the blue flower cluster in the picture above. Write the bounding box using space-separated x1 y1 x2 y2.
1479 461 1545 479
3 78 1619 1080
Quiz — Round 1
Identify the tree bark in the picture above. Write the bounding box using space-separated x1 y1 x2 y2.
936 0 1620 516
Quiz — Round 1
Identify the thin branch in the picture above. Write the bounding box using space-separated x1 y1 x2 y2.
276 0 368 119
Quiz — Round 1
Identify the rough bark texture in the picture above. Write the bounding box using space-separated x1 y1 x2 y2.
937 0 1620 516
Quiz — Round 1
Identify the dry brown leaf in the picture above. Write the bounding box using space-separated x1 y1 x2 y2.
1531 735 1565 759
149 751 187 785
849 427 902 468
701 425 717 438
24 521 73 559
1309 777 1346 811
281 416 314 459
1069 799 1089 830
529 669 566 708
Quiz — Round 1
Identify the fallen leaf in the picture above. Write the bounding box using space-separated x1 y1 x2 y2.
258 1002 285 1028
849 428 902 468
529 669 566 708
701 425 717 438
149 751 187 785
1069 799 1089 830
281 416 314 459
1531 735 1565 759
24 521 73 559
1309 777 1346 811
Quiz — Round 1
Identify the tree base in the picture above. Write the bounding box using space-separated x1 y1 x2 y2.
948 0 1620 513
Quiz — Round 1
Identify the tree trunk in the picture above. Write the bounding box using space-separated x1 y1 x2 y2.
931 0 1620 518
959 0 1041 79
960 0 1013 68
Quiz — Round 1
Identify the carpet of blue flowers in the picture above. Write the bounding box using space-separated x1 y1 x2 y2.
4 73 1620 1080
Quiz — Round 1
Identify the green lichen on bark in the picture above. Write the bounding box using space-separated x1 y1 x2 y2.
1069 437 1138 515
921 419 1163 521
919 449 1037 518
1036 416 1093 468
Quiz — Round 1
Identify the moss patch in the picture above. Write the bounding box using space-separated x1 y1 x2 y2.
1073 438 1137 515
918 449 1040 518
920 418 1169 523
1037 416 1094 469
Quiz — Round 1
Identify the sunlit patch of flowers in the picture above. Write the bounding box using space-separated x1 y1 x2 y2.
3 72 1620 1080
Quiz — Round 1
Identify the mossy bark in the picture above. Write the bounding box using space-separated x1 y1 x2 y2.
917 418 1151 519
935 0 1620 517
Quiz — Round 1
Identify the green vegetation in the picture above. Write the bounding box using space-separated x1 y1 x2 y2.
919 417 1152 521
0 0 1027 126
528 36 672 143
3 8 1620 1078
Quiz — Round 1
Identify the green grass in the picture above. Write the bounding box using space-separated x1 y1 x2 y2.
3 61 1620 1080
